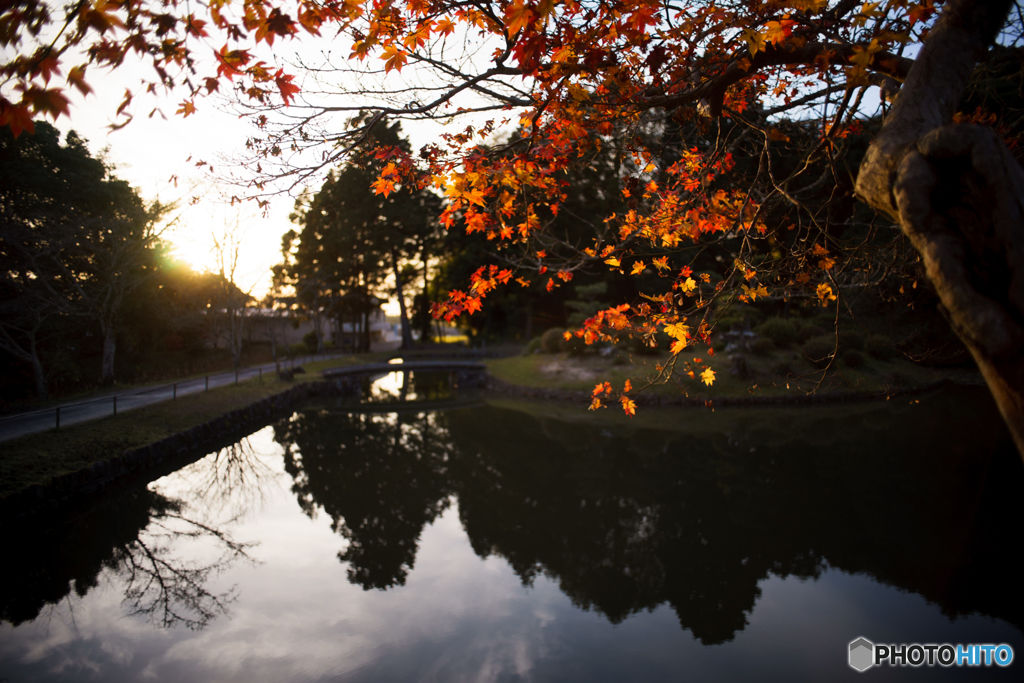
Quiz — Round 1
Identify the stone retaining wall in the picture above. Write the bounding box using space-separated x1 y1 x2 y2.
0 381 341 523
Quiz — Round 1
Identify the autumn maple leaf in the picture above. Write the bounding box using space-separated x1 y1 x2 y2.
275 70 300 105
621 396 636 417
382 45 408 73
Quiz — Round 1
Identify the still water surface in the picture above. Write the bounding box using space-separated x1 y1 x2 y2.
1 371 1022 681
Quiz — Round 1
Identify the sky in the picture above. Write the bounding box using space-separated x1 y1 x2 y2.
54 62 292 300
46 30 512 304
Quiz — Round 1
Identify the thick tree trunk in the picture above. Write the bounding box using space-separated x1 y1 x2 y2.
420 243 433 343
100 323 117 385
30 350 46 401
856 0 1024 457
392 248 414 350
362 305 370 352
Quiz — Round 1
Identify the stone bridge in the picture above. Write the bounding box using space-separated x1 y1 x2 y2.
321 360 488 395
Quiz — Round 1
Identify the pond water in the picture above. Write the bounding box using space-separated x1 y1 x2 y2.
1 370 1023 681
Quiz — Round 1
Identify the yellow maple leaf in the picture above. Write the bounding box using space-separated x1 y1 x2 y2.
631 260 647 275
670 339 687 355
817 282 837 306
742 284 769 301
742 28 766 56
604 257 621 268
700 368 716 386
680 277 697 294
663 322 690 341
652 256 670 271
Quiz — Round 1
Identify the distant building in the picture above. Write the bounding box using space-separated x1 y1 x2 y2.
245 294 395 350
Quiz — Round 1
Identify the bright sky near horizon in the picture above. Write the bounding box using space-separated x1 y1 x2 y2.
46 36 511 304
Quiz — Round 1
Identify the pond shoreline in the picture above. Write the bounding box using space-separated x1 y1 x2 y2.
485 374 963 408
0 367 983 523
0 381 344 525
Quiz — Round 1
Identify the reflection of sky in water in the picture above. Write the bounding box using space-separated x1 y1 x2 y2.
371 370 407 399
2 415 1022 681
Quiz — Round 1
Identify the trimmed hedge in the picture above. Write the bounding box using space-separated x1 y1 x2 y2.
541 327 565 353
756 317 799 346
802 336 836 368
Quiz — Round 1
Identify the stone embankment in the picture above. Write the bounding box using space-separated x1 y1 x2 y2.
0 381 341 524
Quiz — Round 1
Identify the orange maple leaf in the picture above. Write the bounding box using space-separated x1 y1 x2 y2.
621 396 636 417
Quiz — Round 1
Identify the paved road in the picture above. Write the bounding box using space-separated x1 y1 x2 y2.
0 354 341 444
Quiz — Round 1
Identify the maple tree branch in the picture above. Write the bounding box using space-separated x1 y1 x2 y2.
640 41 914 116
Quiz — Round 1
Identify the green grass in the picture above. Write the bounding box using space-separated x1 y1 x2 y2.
487 343 954 403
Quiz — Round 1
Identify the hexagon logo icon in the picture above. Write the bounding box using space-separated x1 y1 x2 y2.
849 637 875 672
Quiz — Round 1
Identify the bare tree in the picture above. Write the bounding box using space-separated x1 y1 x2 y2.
212 220 257 369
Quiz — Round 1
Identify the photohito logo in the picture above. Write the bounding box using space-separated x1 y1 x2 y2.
848 637 1014 671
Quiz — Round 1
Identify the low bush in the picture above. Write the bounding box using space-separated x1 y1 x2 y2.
288 343 312 356
751 338 775 355
302 331 320 349
522 337 543 356
839 329 865 351
865 334 896 360
802 336 836 368
772 359 797 377
756 317 799 346
884 370 911 387
797 324 826 343
541 327 566 354
842 349 866 369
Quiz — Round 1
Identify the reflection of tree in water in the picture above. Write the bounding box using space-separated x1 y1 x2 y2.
274 408 452 589
269 389 1023 643
443 397 1023 644
114 495 255 630
171 437 279 523
0 485 254 631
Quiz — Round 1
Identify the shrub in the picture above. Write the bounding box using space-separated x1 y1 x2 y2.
842 349 865 368
839 329 865 351
756 317 799 346
802 336 836 368
560 332 587 355
772 359 797 377
884 370 911 388
522 337 542 356
865 334 896 360
541 327 566 353
751 337 775 355
797 324 826 343
303 330 320 350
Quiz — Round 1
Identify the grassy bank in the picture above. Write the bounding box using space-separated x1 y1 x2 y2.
0 354 383 500
486 343 967 403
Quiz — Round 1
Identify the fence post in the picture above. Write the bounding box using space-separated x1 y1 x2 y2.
235 370 239 385
113 396 117 417
259 368 262 381
55 406 60 430
205 376 209 391
173 383 177 399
